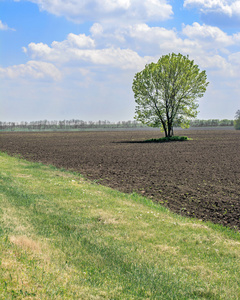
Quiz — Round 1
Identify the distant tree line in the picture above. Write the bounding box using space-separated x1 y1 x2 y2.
0 120 145 131
190 119 233 127
0 118 234 131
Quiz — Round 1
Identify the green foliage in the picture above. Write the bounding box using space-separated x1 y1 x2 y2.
191 119 234 127
145 136 191 143
234 110 240 130
233 119 240 130
132 53 209 137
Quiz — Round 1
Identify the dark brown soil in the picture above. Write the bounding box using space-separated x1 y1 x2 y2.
0 130 239 229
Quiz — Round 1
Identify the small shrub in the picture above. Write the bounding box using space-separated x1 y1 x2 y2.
234 119 240 130
145 136 191 143
234 110 240 130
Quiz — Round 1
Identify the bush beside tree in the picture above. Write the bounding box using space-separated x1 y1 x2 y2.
234 110 240 130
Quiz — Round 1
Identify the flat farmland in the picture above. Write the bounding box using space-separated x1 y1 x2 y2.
0 129 239 229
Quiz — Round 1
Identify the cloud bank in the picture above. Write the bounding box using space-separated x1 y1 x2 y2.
1 1 240 121
24 0 173 23
0 61 62 81
184 0 240 20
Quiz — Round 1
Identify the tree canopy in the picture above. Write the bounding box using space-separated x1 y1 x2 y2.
132 53 209 137
234 109 240 130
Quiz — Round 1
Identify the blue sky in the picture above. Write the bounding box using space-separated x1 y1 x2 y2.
0 0 240 122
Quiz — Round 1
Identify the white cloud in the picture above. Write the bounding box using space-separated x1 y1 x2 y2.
122 23 196 57
58 33 95 49
128 23 177 42
101 23 219 57
90 23 104 36
233 32 240 43
24 33 96 62
194 54 238 77
21 21 240 80
184 0 240 17
96 22 240 80
0 61 62 81
182 22 234 47
144 0 173 19
24 34 153 70
229 51 240 65
20 0 173 23
0 20 15 31
23 43 53 59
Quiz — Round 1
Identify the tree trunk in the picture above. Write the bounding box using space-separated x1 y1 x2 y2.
163 126 167 137
161 121 168 137
167 123 173 137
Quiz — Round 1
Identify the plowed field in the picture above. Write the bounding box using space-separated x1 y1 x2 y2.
1 130 239 229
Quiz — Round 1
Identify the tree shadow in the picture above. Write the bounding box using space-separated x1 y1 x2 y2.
113 139 189 144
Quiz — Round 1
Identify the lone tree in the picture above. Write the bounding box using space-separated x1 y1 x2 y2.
234 110 240 130
132 53 209 137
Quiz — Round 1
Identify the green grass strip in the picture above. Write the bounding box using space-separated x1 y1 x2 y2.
0 151 239 299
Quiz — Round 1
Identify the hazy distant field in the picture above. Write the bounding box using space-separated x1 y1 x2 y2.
0 129 239 229
0 126 235 132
